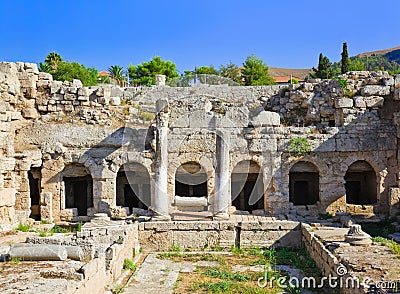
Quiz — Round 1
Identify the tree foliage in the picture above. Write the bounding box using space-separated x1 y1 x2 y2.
341 42 349 74
39 52 98 86
108 65 126 86
219 62 241 84
195 65 219 75
45 52 62 70
313 53 334 79
51 62 98 86
242 54 275 86
128 56 179 86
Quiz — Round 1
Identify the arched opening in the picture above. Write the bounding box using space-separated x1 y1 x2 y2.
28 167 41 221
231 161 264 212
175 162 207 197
63 164 93 216
289 162 319 206
174 162 208 211
345 161 377 205
116 163 150 213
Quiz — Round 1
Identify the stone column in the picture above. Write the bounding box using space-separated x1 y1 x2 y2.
152 99 171 221
214 131 230 220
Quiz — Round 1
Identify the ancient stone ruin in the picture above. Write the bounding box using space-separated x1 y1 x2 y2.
0 62 400 293
0 62 399 225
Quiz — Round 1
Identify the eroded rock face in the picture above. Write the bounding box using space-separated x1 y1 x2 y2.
0 62 400 226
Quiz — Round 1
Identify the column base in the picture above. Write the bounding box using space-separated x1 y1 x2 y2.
151 213 171 222
213 212 230 221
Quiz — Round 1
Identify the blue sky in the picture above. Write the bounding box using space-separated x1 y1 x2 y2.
1 0 399 73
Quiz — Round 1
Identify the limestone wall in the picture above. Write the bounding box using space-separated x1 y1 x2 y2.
138 220 301 251
1 61 400 226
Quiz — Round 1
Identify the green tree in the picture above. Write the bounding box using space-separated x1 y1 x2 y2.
195 65 219 75
108 65 125 86
348 58 365 71
314 53 334 79
45 52 62 70
219 62 241 84
52 62 98 86
341 42 350 74
38 62 52 73
128 56 179 86
242 54 275 86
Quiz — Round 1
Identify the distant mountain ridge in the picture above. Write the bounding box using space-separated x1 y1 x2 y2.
356 46 400 65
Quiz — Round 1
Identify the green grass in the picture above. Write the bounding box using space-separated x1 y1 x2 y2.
372 237 400 257
122 258 137 271
50 225 68 234
16 223 30 232
9 257 20 266
204 268 250 282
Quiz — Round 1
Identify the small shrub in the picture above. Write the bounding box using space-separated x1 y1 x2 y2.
289 137 312 157
140 111 155 121
50 225 68 234
111 284 125 294
335 77 347 90
9 257 20 266
122 258 137 271
16 223 30 232
38 230 48 237
170 243 181 253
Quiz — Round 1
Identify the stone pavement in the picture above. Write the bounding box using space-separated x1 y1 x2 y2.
124 253 218 294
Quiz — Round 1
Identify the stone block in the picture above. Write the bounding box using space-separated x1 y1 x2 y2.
0 188 16 206
251 111 280 127
360 85 390 96
335 97 353 108
22 108 39 119
110 96 121 105
389 187 400 216
353 96 366 108
364 96 384 108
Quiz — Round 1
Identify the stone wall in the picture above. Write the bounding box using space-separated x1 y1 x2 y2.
1 61 400 226
24 222 139 294
302 224 368 294
138 220 301 251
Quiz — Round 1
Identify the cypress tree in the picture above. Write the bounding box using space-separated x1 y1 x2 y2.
341 42 349 74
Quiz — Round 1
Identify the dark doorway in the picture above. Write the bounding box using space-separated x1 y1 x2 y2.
64 175 93 216
289 162 319 206
231 161 264 212
175 162 207 197
116 163 151 214
28 168 41 220
345 161 377 205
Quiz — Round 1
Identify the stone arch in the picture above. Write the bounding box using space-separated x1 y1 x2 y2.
231 160 264 212
62 163 93 216
345 160 377 205
116 162 151 213
289 161 320 206
169 157 215 211
170 153 215 194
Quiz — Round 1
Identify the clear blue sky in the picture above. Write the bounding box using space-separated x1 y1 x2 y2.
1 0 399 73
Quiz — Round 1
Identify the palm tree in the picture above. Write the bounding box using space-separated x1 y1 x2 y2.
38 62 52 73
108 65 126 86
44 52 62 70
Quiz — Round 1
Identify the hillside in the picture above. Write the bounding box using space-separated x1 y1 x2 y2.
268 67 312 80
355 46 400 68
357 46 400 59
